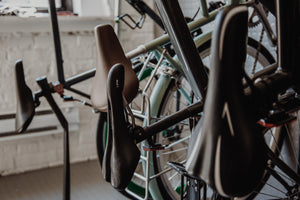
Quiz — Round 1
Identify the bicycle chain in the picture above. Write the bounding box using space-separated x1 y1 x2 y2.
251 5 269 75
251 25 265 75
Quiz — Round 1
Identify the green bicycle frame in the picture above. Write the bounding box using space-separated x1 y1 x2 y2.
120 0 247 199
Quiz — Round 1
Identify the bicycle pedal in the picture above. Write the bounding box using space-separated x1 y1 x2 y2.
143 144 166 151
167 162 188 176
258 112 297 128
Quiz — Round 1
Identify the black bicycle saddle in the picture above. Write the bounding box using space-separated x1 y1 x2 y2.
102 64 140 190
15 60 35 133
186 5 267 197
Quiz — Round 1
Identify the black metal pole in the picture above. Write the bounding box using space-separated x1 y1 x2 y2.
48 0 65 85
155 0 208 99
36 76 70 200
64 68 96 88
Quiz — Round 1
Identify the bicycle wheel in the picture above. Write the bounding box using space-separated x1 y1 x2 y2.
96 52 172 199
152 37 276 200
96 37 275 199
234 112 300 200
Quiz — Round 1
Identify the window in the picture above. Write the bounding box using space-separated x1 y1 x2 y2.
0 0 61 8
0 0 112 17
0 0 73 11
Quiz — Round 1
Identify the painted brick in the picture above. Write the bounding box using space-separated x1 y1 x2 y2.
37 136 62 152
0 0 156 176
14 150 58 172
70 143 97 162
17 141 39 155
33 33 52 50
0 143 18 155
0 154 15 175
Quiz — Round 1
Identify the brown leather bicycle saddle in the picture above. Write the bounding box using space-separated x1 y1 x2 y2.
91 24 139 111
186 5 267 197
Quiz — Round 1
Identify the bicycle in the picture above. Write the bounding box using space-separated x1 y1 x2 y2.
14 0 276 200
180 0 300 200
95 0 278 199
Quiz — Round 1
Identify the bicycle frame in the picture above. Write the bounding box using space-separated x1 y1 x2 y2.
15 1 223 200
49 0 240 100
183 0 300 199
15 3 227 198
16 0 278 199
72 1 300 199
121 0 164 30
276 0 300 174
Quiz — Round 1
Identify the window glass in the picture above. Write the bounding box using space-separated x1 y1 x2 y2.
0 0 62 9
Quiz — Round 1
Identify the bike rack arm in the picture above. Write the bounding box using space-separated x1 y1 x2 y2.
36 76 70 200
134 101 204 143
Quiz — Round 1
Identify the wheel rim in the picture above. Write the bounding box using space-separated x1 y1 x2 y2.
153 38 276 199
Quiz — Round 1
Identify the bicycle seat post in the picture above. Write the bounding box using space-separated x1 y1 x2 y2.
48 0 65 85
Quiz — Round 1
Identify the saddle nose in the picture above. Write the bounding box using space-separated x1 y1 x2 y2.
15 60 35 133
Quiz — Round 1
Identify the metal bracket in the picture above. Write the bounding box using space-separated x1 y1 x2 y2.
116 13 146 29
157 64 177 78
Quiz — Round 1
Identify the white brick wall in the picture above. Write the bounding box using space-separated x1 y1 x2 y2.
0 1 156 175
0 27 104 175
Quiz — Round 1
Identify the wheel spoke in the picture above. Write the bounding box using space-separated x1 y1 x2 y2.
168 170 179 181
152 37 277 200
164 135 190 149
172 176 181 191
261 180 286 195
284 124 300 170
252 191 285 199
268 128 283 160
272 168 296 184
162 147 188 155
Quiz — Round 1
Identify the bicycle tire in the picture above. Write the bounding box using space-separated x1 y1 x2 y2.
152 37 276 200
235 114 300 200
202 121 298 200
95 40 209 199
96 37 276 199
96 57 173 199
96 111 143 199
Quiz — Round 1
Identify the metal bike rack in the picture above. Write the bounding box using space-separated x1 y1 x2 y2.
124 49 176 200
